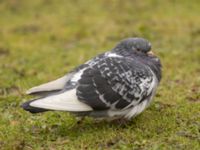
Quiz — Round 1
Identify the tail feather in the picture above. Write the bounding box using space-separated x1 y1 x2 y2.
21 89 93 113
26 75 71 96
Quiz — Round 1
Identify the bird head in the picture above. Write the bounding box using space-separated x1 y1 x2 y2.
114 37 153 55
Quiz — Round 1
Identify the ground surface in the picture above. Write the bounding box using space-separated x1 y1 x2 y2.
0 0 200 149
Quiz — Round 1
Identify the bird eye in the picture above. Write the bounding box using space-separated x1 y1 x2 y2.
136 48 140 51
132 46 139 51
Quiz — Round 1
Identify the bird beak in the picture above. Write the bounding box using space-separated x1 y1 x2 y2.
147 51 154 56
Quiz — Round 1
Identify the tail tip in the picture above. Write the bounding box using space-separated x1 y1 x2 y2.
21 100 48 113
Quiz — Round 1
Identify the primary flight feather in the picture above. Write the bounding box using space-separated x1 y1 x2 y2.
21 37 162 119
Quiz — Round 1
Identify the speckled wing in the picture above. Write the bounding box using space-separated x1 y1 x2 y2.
76 57 155 111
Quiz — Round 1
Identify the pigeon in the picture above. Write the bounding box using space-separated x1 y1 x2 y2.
21 37 162 119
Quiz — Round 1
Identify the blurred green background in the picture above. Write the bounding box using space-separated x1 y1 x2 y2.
0 0 200 149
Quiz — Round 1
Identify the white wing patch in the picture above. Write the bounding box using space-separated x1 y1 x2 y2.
106 52 122 58
30 89 93 112
70 69 86 83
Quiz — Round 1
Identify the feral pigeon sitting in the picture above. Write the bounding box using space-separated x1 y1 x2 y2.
22 37 162 119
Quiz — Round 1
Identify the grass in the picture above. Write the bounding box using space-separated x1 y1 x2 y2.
0 0 200 149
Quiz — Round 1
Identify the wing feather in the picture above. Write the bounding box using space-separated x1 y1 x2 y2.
77 57 155 110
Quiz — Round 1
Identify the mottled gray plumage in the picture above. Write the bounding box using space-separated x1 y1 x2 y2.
22 37 162 119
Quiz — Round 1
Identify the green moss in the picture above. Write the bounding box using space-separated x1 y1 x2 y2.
0 0 200 149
